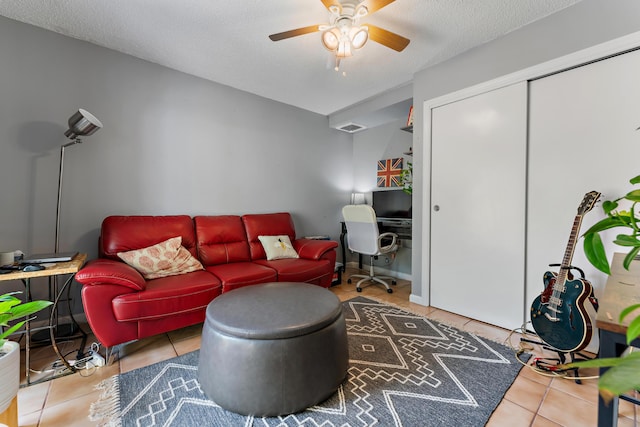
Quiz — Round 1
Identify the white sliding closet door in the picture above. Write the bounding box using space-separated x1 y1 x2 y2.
430 82 527 329
527 48 640 352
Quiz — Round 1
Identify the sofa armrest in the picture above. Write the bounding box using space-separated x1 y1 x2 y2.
75 259 146 291
293 239 338 260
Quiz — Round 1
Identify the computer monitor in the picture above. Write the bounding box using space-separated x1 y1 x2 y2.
372 189 412 219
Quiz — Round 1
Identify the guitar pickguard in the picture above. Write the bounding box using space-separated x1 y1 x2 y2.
539 271 555 303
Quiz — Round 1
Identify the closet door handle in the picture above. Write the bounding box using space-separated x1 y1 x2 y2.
433 205 440 212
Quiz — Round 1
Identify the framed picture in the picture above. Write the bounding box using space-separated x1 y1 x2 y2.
377 158 403 188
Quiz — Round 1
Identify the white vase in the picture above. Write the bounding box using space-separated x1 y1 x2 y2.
0 341 20 413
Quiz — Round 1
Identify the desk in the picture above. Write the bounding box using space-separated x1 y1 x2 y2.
595 253 640 427
340 218 411 271
0 253 87 385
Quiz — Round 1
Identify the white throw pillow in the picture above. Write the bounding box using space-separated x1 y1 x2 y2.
258 235 299 260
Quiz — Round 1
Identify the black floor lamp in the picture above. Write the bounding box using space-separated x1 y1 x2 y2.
37 109 103 342
55 109 103 253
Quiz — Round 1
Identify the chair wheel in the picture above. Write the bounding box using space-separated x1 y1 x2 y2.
347 279 352 284
356 287 362 292
387 288 393 293
392 280 397 285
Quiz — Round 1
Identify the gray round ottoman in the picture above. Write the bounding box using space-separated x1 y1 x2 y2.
198 282 349 417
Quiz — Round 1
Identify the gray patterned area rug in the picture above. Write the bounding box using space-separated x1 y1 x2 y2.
90 297 525 426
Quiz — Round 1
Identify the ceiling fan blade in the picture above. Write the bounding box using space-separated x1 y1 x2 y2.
269 25 322 41
320 0 340 9
362 0 395 15
367 24 410 52
320 0 344 10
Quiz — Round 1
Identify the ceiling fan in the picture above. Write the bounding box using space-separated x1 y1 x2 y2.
269 0 410 70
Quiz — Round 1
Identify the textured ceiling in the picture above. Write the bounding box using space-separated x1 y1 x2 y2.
0 0 581 116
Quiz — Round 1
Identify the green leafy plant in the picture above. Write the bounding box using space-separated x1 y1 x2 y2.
0 292 52 348
582 174 640 274
400 162 412 195
561 174 640 401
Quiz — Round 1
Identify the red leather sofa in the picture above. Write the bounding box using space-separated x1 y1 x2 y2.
75 213 338 348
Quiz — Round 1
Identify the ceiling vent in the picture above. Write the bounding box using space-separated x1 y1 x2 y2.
337 122 367 133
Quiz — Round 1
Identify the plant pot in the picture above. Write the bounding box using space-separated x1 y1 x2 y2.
0 341 20 413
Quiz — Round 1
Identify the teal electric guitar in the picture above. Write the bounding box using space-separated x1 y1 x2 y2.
530 191 600 353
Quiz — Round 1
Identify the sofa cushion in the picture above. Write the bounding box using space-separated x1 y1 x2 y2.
242 213 297 261
117 236 204 279
101 215 198 259
205 262 278 293
258 235 299 260
254 258 333 284
112 270 221 322
194 216 251 265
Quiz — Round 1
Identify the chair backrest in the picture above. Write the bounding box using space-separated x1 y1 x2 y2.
342 205 381 256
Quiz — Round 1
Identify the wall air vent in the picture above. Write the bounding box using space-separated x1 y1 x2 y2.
337 123 367 133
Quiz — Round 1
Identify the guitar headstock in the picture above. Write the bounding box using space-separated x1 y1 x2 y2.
577 191 601 215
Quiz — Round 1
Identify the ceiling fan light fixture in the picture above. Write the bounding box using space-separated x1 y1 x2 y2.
350 26 368 49
321 28 340 51
336 39 352 58
268 0 410 70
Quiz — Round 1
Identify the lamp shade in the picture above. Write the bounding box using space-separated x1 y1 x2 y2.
322 28 340 51
351 192 366 204
64 109 103 139
350 27 368 49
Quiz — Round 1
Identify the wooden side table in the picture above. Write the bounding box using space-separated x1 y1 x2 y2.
595 253 640 427
0 253 88 385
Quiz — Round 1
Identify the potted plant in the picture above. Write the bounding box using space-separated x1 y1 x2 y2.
400 162 412 195
0 292 52 419
562 174 640 402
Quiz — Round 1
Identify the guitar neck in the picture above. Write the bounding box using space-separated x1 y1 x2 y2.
557 214 583 284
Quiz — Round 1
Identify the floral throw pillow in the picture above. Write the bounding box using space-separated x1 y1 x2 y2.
258 235 299 260
117 236 204 279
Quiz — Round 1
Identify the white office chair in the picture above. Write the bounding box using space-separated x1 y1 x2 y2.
342 204 399 293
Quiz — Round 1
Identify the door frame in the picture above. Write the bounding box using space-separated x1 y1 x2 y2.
415 30 640 307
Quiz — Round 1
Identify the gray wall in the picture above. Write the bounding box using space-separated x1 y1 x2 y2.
0 16 352 303
409 0 640 299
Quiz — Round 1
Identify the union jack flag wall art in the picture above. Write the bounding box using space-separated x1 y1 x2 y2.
377 158 403 188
